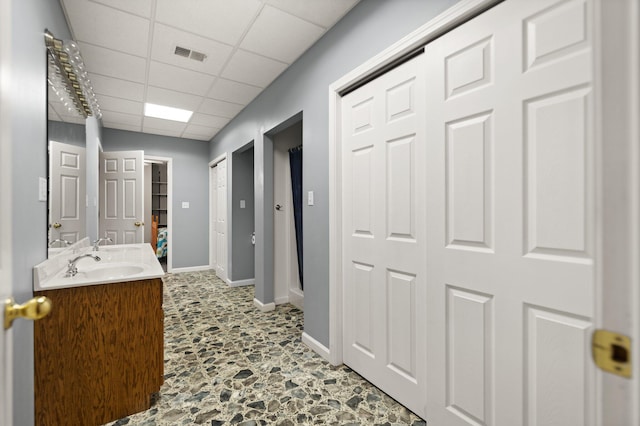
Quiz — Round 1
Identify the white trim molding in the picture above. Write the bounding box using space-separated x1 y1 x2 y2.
171 265 211 274
301 332 332 364
253 298 275 312
328 0 501 368
227 278 255 287
145 155 173 272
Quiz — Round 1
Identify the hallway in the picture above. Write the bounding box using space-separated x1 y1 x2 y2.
106 271 425 425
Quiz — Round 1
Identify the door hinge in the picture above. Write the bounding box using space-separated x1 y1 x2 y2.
592 329 632 378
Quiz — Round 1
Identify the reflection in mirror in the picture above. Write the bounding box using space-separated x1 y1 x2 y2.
46 29 101 256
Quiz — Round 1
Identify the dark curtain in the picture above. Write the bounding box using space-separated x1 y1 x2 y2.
289 146 303 289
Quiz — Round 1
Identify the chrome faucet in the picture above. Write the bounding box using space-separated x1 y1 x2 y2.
66 254 101 277
92 237 113 251
49 239 71 248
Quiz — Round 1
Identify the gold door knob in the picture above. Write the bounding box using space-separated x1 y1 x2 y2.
52 222 62 229
4 296 52 329
134 221 144 227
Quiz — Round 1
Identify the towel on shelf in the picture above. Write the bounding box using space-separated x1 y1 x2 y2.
156 228 168 258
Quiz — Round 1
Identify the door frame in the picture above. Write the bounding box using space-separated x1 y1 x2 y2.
145 155 173 272
0 0 12 422
327 0 640 422
209 153 227 275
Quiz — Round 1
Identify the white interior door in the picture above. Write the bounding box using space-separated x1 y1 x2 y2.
99 150 144 244
341 54 427 417
49 141 86 244
210 165 218 269
424 0 597 424
216 159 227 281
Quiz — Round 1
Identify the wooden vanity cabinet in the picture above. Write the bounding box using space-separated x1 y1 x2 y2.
34 278 164 426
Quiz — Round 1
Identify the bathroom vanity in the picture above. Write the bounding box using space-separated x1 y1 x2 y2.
33 240 165 426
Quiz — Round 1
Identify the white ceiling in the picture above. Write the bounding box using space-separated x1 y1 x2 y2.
48 0 360 141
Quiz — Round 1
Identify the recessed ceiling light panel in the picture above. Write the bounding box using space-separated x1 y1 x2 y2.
144 103 193 122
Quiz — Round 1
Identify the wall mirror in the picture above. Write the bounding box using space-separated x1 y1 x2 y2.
45 29 101 255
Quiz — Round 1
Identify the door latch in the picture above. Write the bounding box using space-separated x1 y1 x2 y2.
592 329 631 378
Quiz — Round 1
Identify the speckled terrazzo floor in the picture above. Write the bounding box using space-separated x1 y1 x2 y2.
105 270 425 426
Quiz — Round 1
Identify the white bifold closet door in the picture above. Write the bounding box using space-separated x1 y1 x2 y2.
216 159 228 282
342 0 598 423
342 55 428 417
424 0 597 424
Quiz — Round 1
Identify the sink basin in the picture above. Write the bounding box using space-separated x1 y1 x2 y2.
76 264 145 280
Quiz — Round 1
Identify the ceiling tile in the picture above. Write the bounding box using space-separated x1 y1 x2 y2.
48 104 61 121
89 73 145 102
266 0 359 28
58 114 86 125
148 61 215 96
221 50 287 88
102 121 142 133
143 117 188 132
142 126 185 138
207 78 261 105
198 99 245 118
155 0 263 45
62 0 150 57
189 113 230 128
241 6 324 63
182 132 213 141
90 0 153 17
101 110 142 127
184 123 219 137
97 95 143 116
79 42 147 83
145 86 204 112
151 24 233 76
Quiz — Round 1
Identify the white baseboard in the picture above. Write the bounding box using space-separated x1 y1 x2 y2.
253 298 275 312
274 296 289 305
170 265 211 273
302 332 331 363
227 278 255 287
289 288 304 311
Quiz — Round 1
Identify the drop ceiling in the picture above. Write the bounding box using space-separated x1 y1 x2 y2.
48 0 360 141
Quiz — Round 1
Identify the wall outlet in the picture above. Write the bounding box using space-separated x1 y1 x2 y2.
240 199 246 209
307 191 314 206
182 201 190 209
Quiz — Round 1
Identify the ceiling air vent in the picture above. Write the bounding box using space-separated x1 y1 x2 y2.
174 45 190 58
174 45 207 62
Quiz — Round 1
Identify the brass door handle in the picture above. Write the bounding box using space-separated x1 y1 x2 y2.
4 296 52 329
134 221 144 227
52 222 62 229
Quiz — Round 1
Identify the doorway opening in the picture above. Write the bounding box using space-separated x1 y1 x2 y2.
272 119 303 310
144 156 173 272
229 142 255 287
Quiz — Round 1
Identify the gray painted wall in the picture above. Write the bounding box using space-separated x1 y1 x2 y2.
48 120 85 147
10 0 72 423
231 147 255 281
209 0 460 347
101 128 210 269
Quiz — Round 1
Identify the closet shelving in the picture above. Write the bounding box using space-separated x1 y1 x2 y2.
151 164 167 227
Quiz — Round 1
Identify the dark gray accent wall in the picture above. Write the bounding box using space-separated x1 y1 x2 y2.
48 120 85 147
231 146 255 281
10 0 72 423
210 0 461 348
101 128 210 269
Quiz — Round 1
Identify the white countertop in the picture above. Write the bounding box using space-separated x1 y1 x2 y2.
34 239 165 291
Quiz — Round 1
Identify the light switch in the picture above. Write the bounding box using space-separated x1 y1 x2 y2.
38 177 47 201
240 199 246 209
307 191 314 206
182 201 190 209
